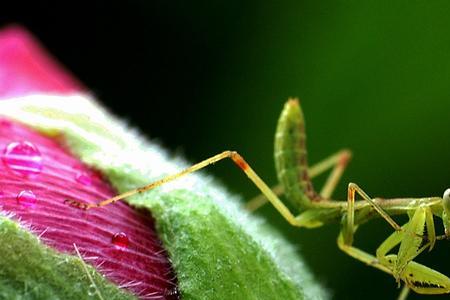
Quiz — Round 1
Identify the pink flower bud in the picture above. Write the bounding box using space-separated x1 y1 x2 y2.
0 25 178 299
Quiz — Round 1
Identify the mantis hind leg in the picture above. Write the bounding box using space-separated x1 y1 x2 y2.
65 150 310 226
246 149 351 211
318 149 352 199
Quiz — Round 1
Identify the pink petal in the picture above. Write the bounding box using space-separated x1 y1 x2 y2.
0 25 179 299
0 25 84 98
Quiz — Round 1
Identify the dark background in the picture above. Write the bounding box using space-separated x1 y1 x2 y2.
2 1 450 299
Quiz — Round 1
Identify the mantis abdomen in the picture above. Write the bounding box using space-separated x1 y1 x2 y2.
274 99 320 211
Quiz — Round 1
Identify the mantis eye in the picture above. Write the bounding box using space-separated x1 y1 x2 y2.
443 189 450 213
444 189 450 199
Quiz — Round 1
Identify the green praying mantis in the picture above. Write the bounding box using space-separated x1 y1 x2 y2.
66 99 450 298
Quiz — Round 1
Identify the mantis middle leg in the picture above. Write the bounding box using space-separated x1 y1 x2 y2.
336 183 402 274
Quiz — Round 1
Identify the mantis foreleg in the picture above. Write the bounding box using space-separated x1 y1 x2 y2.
376 216 430 283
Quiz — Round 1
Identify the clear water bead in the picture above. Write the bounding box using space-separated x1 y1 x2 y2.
75 172 92 186
2 141 43 176
16 190 37 208
111 232 129 248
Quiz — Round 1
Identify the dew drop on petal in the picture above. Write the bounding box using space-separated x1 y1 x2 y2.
2 141 43 176
75 172 92 186
16 190 37 208
111 232 129 248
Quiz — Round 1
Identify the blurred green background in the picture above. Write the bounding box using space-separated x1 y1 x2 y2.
3 1 450 299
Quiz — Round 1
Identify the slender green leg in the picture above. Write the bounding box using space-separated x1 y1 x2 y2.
337 183 405 275
343 183 402 246
66 151 309 226
319 149 352 199
336 232 392 275
376 228 405 264
245 184 283 211
397 285 410 300
246 149 351 211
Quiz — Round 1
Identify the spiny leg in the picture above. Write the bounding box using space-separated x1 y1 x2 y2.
395 207 434 280
339 230 450 297
376 220 430 283
245 149 351 211
386 254 450 295
340 196 449 296
370 206 435 292
66 151 306 226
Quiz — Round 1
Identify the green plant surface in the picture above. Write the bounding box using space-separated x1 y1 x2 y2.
0 213 136 300
0 95 328 300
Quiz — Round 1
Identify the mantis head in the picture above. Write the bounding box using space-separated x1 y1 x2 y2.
442 189 450 237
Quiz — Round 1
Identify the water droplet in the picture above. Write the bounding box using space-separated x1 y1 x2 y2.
75 172 92 186
87 284 97 296
16 190 37 208
3 141 43 176
111 232 129 248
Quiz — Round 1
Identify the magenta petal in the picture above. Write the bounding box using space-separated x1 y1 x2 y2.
0 25 84 98
0 25 178 298
0 118 179 299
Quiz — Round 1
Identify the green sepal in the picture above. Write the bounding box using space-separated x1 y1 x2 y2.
0 213 136 300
